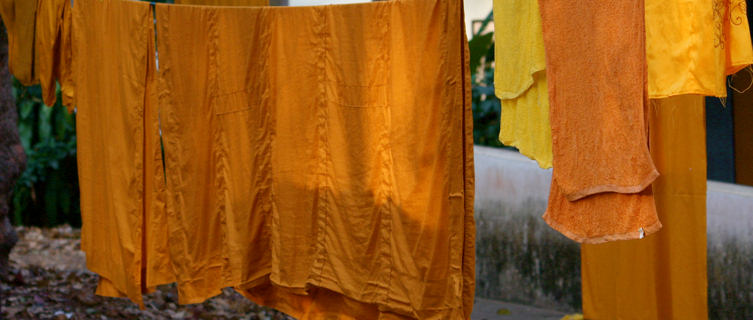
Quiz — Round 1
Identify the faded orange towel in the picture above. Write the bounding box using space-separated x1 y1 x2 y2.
155 0 475 318
538 0 658 202
0 0 38 85
581 95 708 319
73 0 164 308
174 0 268 5
34 0 67 107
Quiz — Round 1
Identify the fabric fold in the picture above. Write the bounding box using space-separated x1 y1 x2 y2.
174 0 269 6
493 0 552 169
34 0 67 107
0 0 38 85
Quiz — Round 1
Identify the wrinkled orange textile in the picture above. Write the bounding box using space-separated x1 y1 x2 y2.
73 0 160 307
174 0 268 6
155 0 475 318
35 0 67 107
538 0 660 242
581 95 708 319
0 0 38 85
538 0 658 202
646 0 753 98
59 0 73 109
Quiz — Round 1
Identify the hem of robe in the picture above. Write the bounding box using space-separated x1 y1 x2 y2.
562 170 659 202
494 64 546 100
498 135 552 169
648 60 753 99
543 212 662 244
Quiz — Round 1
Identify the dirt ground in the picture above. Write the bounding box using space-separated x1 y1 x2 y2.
2 226 295 320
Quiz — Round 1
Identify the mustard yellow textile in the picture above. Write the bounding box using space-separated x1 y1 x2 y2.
35 0 66 107
581 95 708 319
156 0 475 318
646 0 753 98
493 0 552 169
73 0 158 307
0 0 38 85
174 0 268 6
59 0 73 109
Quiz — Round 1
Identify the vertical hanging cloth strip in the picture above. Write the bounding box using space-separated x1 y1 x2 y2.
72 0 160 308
581 96 708 319
581 0 753 318
34 0 68 107
155 0 475 318
493 0 552 169
175 0 269 5
0 0 39 85
538 0 660 243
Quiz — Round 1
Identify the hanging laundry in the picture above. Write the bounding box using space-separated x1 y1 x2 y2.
646 0 753 98
35 0 67 107
174 0 269 6
537 0 660 242
73 0 166 308
493 0 552 169
581 95 708 319
59 0 73 109
155 0 475 318
0 0 39 85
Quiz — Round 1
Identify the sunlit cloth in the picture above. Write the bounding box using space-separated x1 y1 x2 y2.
493 0 552 169
174 0 268 5
646 0 753 98
0 0 38 85
581 95 708 319
538 0 660 242
155 0 475 318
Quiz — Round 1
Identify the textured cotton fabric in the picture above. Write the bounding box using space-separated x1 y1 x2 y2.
646 0 753 98
538 0 660 242
35 0 67 106
155 0 475 318
73 0 159 307
493 0 552 169
174 0 268 6
0 0 38 85
538 0 659 202
581 95 708 319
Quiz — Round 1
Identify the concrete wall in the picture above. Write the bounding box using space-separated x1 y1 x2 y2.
473 146 753 317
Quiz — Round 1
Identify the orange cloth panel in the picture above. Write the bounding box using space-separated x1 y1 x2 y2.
34 0 66 107
174 0 268 6
538 0 660 242
59 0 73 109
73 0 160 307
538 0 658 202
0 0 38 85
155 0 475 318
581 95 708 319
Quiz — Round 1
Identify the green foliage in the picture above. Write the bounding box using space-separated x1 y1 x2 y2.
11 79 79 227
469 11 504 148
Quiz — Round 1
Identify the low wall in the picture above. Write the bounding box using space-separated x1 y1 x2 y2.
473 146 753 317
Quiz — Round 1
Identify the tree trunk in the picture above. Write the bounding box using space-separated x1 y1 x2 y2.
0 22 25 275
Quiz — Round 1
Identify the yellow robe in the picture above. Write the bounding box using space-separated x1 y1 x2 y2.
155 0 475 318
646 0 753 97
34 0 67 107
581 95 708 319
174 0 269 6
493 0 552 169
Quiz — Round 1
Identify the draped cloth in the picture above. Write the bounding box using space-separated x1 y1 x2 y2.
174 0 269 6
538 0 660 243
493 0 552 169
581 95 708 319
0 0 38 85
73 0 166 308
34 0 68 106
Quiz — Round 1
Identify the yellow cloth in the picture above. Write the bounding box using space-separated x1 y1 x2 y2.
646 0 753 98
59 0 73 109
581 95 708 319
34 0 66 107
73 0 160 308
493 0 552 169
155 0 475 318
174 0 268 5
0 0 38 85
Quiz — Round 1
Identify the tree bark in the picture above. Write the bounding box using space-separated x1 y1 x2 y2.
0 22 25 275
